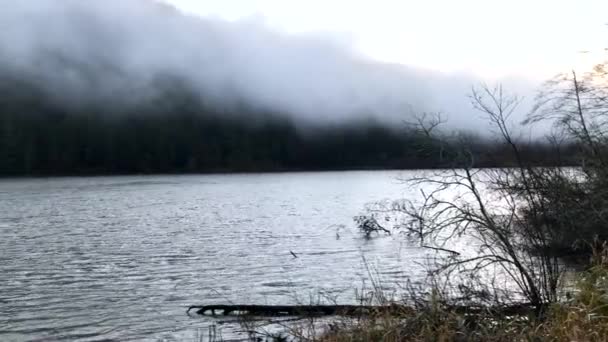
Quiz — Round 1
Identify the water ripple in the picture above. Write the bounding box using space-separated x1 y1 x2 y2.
0 172 425 340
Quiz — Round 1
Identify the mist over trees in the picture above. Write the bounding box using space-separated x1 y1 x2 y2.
0 0 439 126
0 71 575 176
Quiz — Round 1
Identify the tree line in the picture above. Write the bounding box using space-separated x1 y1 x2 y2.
0 73 579 176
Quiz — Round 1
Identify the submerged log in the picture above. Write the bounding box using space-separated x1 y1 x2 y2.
187 303 540 317
187 304 412 317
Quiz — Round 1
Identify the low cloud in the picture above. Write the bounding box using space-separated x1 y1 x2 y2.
0 0 537 130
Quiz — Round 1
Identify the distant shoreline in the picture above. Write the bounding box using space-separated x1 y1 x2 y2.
0 163 579 180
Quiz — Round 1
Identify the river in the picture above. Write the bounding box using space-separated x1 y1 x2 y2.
0 171 431 341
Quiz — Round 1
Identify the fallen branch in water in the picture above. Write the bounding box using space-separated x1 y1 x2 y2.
186 303 539 317
187 304 413 317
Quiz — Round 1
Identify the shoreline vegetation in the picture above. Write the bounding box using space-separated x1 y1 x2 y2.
317 249 608 342
193 249 608 341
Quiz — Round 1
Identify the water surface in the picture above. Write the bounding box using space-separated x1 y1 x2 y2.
0 171 428 341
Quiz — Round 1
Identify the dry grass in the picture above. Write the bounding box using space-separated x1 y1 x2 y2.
320 249 608 342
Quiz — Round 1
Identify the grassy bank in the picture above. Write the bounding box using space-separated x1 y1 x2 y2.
318 249 608 342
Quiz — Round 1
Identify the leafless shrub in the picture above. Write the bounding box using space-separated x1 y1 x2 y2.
356 75 608 311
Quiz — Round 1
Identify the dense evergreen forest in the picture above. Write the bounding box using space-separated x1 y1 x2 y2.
0 70 576 176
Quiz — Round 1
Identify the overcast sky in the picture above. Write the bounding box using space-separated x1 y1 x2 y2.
165 0 607 79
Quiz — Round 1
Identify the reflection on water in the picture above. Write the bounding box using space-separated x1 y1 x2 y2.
0 171 428 341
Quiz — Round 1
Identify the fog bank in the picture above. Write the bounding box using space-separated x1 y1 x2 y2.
0 0 536 130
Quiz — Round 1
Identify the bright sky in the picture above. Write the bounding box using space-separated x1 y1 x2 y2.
165 0 607 79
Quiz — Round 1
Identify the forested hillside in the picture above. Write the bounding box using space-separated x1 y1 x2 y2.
0 72 574 176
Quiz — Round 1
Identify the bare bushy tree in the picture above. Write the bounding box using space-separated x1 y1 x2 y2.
525 66 608 250
405 86 563 309
357 61 608 311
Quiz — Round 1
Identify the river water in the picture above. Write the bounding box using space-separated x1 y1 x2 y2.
0 171 431 341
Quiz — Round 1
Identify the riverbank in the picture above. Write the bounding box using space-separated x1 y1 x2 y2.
317 249 608 342
207 247 608 341
194 250 607 341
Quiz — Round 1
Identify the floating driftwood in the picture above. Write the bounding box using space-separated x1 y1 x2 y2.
187 304 410 317
187 303 540 317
